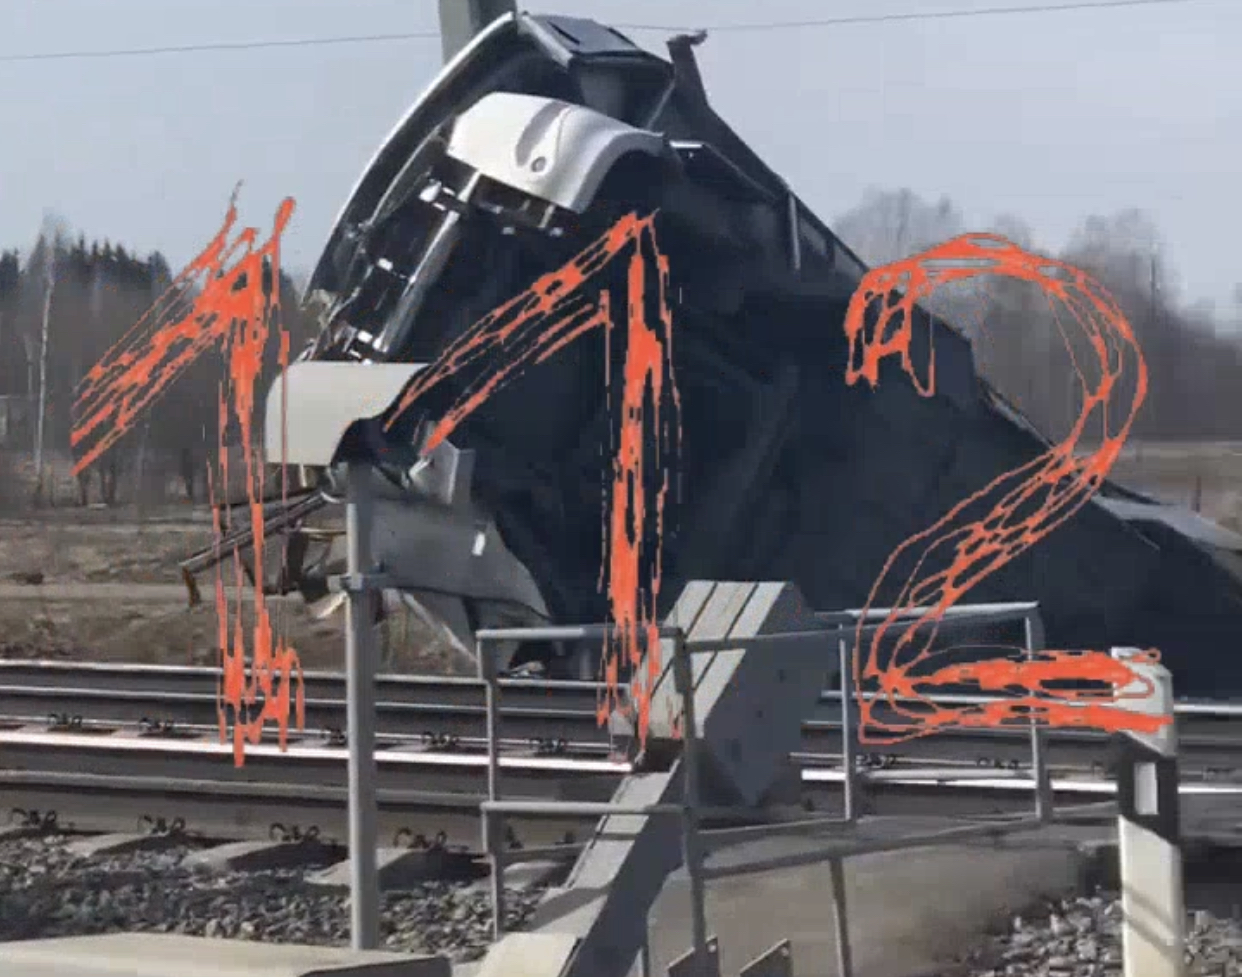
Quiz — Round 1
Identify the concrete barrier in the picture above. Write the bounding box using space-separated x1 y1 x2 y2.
1112 647 1184 977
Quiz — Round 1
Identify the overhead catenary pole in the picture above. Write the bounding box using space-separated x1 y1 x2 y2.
432 0 519 947
438 0 517 63
335 2 522 943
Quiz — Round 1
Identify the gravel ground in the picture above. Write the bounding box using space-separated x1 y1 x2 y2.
0 835 541 961
10 837 1242 973
952 891 1242 976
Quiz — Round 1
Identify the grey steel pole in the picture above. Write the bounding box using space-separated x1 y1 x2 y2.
1023 612 1052 822
480 636 506 940
673 632 710 975
345 461 380 949
838 638 858 823
438 0 516 63
828 856 855 977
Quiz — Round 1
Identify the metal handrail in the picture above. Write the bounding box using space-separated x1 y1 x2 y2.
473 600 1060 977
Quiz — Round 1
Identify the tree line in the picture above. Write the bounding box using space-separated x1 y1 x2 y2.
834 189 1242 444
0 217 317 510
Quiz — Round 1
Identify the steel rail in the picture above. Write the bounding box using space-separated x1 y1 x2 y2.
0 660 598 708
4 665 1242 778
4 747 1242 852
5 708 1242 779
0 718 1174 784
0 770 593 850
8 659 1242 715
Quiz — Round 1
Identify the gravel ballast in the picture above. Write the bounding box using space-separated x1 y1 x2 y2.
7 837 1242 973
0 835 541 961
951 891 1242 976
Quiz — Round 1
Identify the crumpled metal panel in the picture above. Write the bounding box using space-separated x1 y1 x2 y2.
446 92 666 213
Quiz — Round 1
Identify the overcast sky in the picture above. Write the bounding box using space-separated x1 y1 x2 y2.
1 0 1236 316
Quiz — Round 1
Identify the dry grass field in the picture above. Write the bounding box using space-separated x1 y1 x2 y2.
0 506 467 673
0 440 1236 669
1103 440 1242 531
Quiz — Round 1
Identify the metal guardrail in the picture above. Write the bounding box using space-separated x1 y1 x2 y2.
473 602 1077 977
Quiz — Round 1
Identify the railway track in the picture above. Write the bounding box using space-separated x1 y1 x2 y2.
5 731 1242 852
4 661 1242 854
5 660 1242 777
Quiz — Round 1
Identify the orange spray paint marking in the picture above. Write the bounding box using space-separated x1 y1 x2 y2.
601 235 679 744
385 213 679 744
70 190 304 766
921 647 1161 698
842 233 1165 742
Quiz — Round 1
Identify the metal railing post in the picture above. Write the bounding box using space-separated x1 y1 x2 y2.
673 629 710 975
479 635 506 940
1023 610 1053 822
828 856 854 977
837 637 858 824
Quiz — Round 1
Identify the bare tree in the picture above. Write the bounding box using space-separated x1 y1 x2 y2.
835 187 965 267
831 190 1242 444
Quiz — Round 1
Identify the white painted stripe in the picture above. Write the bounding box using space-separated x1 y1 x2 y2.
0 729 632 773
805 768 1242 795
6 728 1242 795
